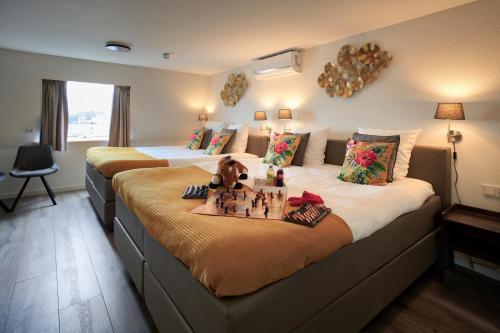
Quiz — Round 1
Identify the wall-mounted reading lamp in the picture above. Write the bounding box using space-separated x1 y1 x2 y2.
434 102 465 204
434 103 465 159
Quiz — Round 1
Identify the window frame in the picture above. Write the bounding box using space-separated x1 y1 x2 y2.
66 80 114 143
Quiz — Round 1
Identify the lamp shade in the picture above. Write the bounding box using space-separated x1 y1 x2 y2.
198 113 208 121
254 111 267 121
434 103 465 120
278 108 292 120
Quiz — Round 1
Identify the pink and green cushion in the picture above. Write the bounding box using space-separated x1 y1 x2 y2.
338 140 395 186
204 131 232 155
186 127 205 150
263 133 302 167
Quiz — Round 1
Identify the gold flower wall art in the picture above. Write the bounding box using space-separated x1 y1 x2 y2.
220 73 249 107
318 42 392 98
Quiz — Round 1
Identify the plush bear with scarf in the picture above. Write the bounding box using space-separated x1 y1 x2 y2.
209 156 248 189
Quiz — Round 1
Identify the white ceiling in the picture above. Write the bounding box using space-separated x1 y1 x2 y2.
0 0 475 75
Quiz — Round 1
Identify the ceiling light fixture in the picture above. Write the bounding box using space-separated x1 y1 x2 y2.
105 42 131 52
162 52 173 60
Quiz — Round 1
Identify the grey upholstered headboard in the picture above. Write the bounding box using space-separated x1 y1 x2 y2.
324 139 451 208
246 135 269 157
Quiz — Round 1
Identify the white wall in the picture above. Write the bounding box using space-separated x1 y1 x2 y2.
206 0 500 212
0 49 208 198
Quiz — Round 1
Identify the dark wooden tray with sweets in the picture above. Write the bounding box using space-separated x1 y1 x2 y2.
182 185 209 199
283 203 331 228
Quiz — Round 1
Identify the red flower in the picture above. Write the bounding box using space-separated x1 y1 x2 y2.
274 142 289 155
211 136 220 145
355 149 377 168
190 133 197 140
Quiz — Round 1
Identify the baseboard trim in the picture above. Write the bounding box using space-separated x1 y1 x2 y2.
0 184 85 200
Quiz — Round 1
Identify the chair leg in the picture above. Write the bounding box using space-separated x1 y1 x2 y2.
9 177 31 212
40 176 57 206
0 199 9 213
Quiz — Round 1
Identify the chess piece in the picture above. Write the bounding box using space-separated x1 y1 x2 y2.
232 205 236 212
220 201 224 208
216 198 220 205
243 191 247 198
246 208 250 217
224 206 228 214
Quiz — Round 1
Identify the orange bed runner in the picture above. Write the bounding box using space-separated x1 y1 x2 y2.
113 166 353 297
86 147 169 178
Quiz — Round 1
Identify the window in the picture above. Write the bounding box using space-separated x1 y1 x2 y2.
67 81 114 141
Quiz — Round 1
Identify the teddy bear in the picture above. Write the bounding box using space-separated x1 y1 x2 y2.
209 156 248 189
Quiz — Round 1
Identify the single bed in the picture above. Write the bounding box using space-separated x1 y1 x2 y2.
85 135 269 225
113 139 450 332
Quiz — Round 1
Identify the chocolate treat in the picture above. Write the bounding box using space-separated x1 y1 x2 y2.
284 203 331 228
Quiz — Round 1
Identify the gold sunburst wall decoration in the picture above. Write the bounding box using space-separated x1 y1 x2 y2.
220 73 248 107
318 42 392 98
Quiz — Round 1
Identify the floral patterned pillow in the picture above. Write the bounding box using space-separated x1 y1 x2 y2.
338 140 395 185
204 131 232 155
186 127 205 150
263 133 302 166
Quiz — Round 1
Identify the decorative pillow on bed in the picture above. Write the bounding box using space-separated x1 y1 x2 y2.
204 131 232 155
186 127 205 150
263 133 301 167
199 128 213 149
220 129 238 154
338 140 395 186
352 133 400 182
285 132 310 166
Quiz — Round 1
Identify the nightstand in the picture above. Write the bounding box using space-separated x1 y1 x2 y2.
441 204 500 274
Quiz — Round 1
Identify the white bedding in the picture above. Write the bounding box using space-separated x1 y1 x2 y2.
195 159 434 242
135 146 259 167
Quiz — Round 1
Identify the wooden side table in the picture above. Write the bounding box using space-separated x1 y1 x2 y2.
441 204 500 274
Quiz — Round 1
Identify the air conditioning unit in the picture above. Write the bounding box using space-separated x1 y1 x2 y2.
253 50 303 80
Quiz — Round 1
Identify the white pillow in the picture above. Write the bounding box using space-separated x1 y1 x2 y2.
357 128 421 180
205 121 225 132
292 127 329 165
227 123 249 153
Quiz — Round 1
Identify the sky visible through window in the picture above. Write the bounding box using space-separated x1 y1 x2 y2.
67 81 114 140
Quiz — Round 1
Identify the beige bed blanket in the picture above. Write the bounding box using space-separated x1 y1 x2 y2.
86 147 169 178
112 166 353 297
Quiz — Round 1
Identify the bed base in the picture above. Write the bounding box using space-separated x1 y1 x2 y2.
114 194 442 333
85 174 115 225
141 229 439 333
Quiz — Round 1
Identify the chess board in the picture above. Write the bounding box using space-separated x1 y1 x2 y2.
190 188 287 220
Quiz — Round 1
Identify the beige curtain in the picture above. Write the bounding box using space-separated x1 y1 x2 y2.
108 85 131 147
40 79 68 151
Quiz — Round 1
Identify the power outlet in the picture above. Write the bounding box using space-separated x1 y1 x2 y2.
483 184 500 198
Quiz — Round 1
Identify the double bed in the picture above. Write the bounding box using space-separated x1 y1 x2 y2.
85 135 269 225
112 139 451 332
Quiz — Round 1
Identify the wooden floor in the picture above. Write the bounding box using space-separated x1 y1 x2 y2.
0 191 499 333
